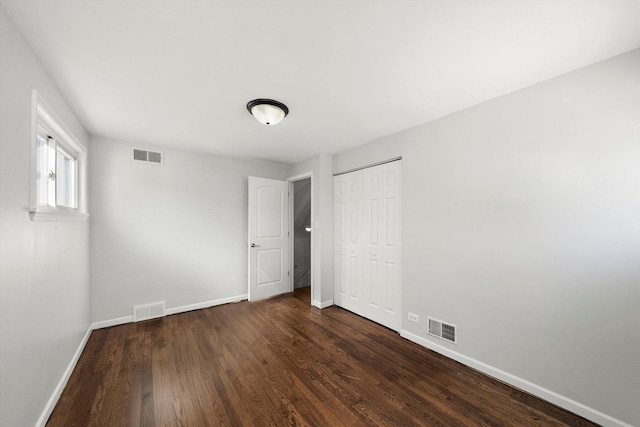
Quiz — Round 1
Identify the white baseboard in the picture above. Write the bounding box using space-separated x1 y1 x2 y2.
165 294 247 315
92 315 133 329
400 330 632 427
312 299 334 309
35 324 93 427
92 294 249 330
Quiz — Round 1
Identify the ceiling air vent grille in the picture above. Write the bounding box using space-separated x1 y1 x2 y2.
428 317 457 344
132 147 163 165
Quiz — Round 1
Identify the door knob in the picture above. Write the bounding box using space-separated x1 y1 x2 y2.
251 243 260 248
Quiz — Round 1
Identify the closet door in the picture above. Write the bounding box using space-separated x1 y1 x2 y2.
334 161 401 331
361 162 401 330
334 171 363 314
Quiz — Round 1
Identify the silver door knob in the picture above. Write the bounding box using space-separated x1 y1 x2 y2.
251 243 260 248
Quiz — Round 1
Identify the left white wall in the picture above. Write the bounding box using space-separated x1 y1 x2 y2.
0 5 91 427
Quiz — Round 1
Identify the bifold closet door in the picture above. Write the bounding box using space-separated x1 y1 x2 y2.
334 161 401 331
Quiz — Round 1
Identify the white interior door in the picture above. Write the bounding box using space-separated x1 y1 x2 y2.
334 171 363 314
334 161 401 331
248 176 290 301
361 161 401 330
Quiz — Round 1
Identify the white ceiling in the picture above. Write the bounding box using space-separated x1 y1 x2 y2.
3 1 640 164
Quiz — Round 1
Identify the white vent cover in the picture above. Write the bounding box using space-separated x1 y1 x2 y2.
132 148 163 165
133 301 166 322
428 317 457 344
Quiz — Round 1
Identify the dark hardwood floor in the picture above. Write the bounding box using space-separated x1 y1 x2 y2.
48 287 597 426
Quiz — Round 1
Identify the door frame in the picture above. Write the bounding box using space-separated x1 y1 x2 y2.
286 171 314 304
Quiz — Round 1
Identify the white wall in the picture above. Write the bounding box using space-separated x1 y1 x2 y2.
289 154 334 306
333 49 640 427
90 137 289 323
0 5 91 426
3 2 637 423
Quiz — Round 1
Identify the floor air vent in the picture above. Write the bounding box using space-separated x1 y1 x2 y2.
132 148 163 165
428 317 457 344
133 301 166 322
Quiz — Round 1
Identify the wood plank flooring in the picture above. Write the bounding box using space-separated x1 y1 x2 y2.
48 287 598 426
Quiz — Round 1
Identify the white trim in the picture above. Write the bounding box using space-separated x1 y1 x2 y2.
32 93 86 153
312 299 334 309
91 315 133 330
287 181 295 293
30 91 39 208
286 171 313 182
400 330 633 427
165 294 247 315
92 294 249 330
29 209 89 222
35 325 92 427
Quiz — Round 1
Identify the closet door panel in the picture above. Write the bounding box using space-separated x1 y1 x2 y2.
334 172 363 313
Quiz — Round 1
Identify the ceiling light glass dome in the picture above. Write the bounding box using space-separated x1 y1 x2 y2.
247 99 289 125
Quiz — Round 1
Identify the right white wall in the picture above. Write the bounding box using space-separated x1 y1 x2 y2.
333 49 640 427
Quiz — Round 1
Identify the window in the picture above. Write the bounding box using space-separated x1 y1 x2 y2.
36 126 77 209
30 90 87 221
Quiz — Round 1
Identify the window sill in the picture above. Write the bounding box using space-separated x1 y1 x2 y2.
29 208 89 222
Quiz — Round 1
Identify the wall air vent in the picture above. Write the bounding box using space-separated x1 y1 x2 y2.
132 147 163 165
133 301 166 322
428 317 457 344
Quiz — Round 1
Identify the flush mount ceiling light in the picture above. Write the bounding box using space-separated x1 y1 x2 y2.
247 99 289 126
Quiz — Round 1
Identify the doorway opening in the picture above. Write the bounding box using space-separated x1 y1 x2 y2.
288 172 313 305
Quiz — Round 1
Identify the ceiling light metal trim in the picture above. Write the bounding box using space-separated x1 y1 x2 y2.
247 98 289 125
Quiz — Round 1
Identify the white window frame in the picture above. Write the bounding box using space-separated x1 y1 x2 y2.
29 90 88 221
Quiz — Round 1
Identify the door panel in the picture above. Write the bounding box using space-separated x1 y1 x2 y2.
257 248 283 286
334 172 362 313
334 161 401 331
249 176 289 301
369 258 379 307
384 262 397 313
338 254 346 294
257 186 285 238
